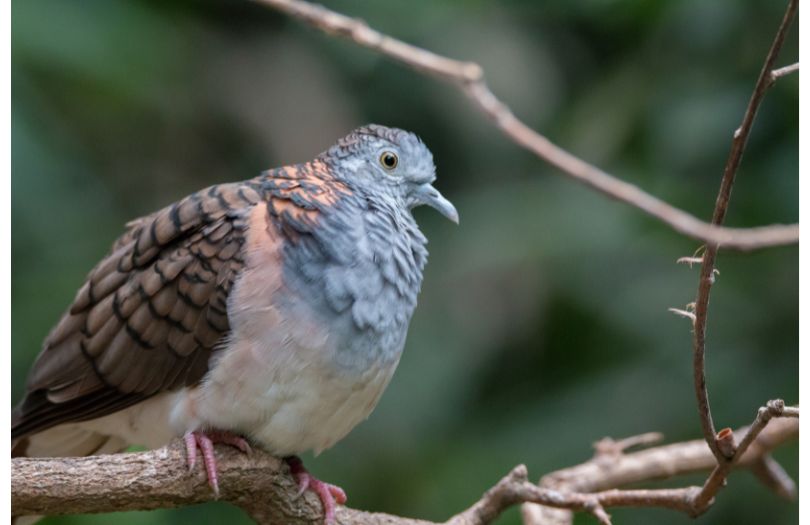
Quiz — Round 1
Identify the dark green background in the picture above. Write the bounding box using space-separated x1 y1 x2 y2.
12 1 798 524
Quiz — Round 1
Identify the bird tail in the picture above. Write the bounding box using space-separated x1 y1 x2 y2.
12 424 127 458
12 388 130 458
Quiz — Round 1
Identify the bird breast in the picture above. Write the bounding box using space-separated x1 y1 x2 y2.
170 200 417 456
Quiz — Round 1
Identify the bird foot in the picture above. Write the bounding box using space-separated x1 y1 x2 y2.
184 429 252 497
285 455 347 525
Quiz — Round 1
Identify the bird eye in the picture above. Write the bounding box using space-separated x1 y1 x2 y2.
379 151 398 171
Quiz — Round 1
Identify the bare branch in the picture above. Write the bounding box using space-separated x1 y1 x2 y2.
12 419 796 524
445 465 612 525
749 456 797 501
251 0 798 250
447 466 699 525
10 439 430 525
691 0 798 463
522 418 798 525
691 400 798 513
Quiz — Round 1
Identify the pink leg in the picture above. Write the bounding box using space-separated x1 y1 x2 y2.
285 456 347 525
184 430 252 497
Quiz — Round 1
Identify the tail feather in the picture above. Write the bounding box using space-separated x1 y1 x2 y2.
15 424 127 458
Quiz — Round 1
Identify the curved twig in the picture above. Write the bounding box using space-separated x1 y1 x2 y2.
691 0 798 463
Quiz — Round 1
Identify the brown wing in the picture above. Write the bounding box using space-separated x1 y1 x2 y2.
12 181 264 439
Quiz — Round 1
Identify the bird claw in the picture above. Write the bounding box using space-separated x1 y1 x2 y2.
183 430 252 497
286 456 347 524
294 470 312 498
184 432 199 472
185 435 345 523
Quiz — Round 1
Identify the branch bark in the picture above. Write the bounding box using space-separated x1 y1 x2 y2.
12 418 797 524
10 439 430 525
252 0 798 251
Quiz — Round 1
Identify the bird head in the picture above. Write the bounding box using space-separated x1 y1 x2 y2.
321 124 459 224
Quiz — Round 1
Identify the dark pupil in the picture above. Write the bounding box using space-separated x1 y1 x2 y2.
383 154 396 167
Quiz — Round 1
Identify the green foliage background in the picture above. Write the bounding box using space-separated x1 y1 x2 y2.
12 1 797 524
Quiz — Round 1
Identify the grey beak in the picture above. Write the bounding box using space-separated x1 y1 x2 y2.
414 183 459 224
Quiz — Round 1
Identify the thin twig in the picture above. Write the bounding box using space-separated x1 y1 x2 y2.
593 432 664 456
691 0 798 463
770 62 799 81
668 307 696 323
676 256 704 267
749 456 797 501
252 0 798 251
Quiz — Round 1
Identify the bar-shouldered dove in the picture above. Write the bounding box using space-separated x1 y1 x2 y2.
12 124 458 523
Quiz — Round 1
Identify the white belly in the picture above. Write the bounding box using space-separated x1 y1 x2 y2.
169 334 399 456
69 327 399 457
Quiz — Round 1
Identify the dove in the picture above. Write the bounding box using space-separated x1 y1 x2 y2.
11 124 458 523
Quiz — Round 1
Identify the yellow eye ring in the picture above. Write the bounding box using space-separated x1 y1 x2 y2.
379 151 398 170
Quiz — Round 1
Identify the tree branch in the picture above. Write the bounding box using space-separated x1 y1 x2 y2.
690 0 797 463
690 401 799 513
10 439 430 525
521 417 798 525
448 465 701 525
251 0 798 251
12 418 796 524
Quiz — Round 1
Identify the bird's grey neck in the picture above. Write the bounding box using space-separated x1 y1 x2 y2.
282 194 429 336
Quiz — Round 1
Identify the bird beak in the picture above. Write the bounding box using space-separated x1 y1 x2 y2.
414 183 459 224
